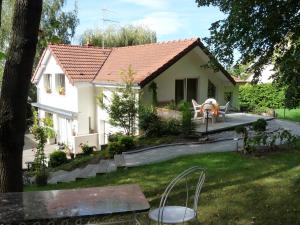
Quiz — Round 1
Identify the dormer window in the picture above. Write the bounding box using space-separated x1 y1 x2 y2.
56 74 65 95
44 74 52 93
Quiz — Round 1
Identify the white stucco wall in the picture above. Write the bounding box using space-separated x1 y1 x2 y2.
96 87 125 146
36 54 78 112
141 46 238 108
77 83 97 135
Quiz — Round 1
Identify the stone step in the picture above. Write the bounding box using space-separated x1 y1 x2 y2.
76 164 98 179
49 170 67 178
48 168 81 184
114 154 126 167
47 159 117 184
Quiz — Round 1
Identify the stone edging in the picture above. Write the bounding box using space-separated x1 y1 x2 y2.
122 137 242 155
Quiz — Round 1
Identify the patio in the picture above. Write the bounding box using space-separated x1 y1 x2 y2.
194 112 273 134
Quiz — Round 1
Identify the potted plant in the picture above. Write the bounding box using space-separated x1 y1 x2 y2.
46 88 52 93
59 87 65 95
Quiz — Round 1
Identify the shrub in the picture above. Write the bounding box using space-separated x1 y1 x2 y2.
107 141 124 156
252 119 267 132
49 150 68 168
139 105 163 136
80 143 94 155
108 132 124 142
239 83 285 113
163 119 181 135
179 101 194 135
118 135 135 151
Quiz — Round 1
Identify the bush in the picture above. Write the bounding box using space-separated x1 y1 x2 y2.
108 132 124 142
239 83 285 112
252 119 267 132
163 119 181 135
107 141 124 156
139 105 163 136
118 135 135 151
179 101 194 135
49 150 68 168
80 144 95 155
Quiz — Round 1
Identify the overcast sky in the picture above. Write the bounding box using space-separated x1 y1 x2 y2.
64 0 226 44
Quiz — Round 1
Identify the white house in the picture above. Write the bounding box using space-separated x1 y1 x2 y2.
32 38 238 153
246 64 275 83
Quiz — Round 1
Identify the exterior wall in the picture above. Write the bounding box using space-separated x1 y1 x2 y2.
38 110 76 152
77 84 97 135
141 47 238 108
74 133 98 154
96 87 125 146
36 54 78 112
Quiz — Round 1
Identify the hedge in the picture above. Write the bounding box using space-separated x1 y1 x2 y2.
239 83 285 112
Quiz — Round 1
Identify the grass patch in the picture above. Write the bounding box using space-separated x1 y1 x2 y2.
26 145 300 225
276 108 300 122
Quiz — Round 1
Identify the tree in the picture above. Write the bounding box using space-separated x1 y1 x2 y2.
37 0 78 57
0 0 43 192
98 66 139 136
81 25 157 47
0 0 78 83
196 0 300 108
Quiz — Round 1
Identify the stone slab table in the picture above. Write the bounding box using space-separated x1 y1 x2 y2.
0 184 150 225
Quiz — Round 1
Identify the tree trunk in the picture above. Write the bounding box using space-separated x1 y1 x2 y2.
0 0 2 27
0 0 42 193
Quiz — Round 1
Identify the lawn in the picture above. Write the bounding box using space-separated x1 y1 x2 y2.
276 108 300 122
26 144 300 225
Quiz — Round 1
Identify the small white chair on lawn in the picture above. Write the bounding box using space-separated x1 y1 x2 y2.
148 166 206 225
219 101 230 121
192 99 202 119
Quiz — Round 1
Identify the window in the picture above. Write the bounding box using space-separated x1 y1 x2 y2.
56 74 65 95
224 92 233 102
44 74 52 93
207 80 216 98
186 79 198 103
175 78 198 104
175 80 184 104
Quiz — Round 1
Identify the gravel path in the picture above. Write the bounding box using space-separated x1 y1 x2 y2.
123 119 300 167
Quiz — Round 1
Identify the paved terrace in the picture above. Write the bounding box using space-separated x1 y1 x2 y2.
194 113 273 134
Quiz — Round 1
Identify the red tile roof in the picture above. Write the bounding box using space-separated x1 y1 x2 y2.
32 45 112 83
33 38 235 86
94 38 199 86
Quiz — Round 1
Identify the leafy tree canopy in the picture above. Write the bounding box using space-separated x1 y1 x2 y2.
81 25 157 47
38 0 78 54
196 0 300 108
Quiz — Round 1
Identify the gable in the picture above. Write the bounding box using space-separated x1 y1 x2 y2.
32 45 112 84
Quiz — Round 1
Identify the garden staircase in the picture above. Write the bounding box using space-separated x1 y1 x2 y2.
48 159 117 184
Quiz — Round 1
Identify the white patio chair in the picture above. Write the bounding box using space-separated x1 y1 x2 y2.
219 101 230 121
191 99 202 119
148 166 206 225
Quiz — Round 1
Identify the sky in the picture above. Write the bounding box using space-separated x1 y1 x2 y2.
64 0 226 44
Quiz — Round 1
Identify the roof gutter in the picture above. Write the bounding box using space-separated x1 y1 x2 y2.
94 83 141 89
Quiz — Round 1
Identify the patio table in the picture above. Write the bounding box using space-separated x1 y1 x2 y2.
0 184 150 225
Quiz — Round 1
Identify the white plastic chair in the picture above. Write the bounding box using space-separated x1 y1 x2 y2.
191 99 202 119
148 166 206 225
219 101 230 121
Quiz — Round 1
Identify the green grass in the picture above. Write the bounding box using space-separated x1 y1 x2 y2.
276 108 300 122
26 145 300 225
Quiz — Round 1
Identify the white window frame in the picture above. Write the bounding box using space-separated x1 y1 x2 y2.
44 74 52 93
56 74 66 95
